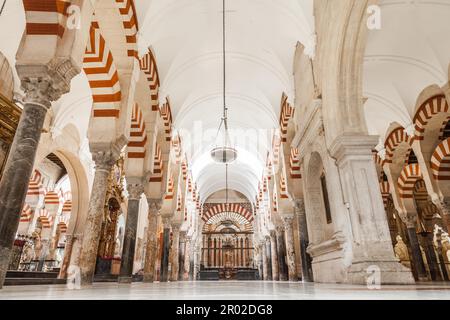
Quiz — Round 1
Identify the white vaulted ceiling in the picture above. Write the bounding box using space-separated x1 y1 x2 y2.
364 0 450 146
135 0 315 201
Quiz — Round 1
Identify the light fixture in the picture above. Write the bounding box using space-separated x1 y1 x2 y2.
210 0 236 210
210 0 237 165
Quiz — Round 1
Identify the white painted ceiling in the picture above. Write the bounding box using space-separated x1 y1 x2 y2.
364 0 450 148
136 0 315 201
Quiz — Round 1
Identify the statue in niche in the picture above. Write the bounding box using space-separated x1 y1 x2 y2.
394 235 410 268
441 234 450 262
32 228 42 260
20 240 34 264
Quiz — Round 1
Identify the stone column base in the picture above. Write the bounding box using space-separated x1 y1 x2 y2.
118 276 133 284
346 260 415 285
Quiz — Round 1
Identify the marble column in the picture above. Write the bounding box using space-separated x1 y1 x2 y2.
183 236 191 281
294 199 313 282
420 232 442 281
160 217 171 282
274 226 287 281
261 241 268 280
405 219 428 281
118 183 144 283
58 234 75 279
283 216 297 281
0 79 64 288
269 230 279 281
143 199 161 282
170 224 181 281
265 237 272 280
178 232 186 281
78 150 118 286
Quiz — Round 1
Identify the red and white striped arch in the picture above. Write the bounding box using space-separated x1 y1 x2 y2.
22 0 70 38
379 181 390 209
290 147 301 179
398 164 422 199
20 204 33 223
279 93 294 142
431 137 450 180
414 95 449 140
384 127 414 163
115 0 139 59
149 142 163 182
127 104 147 159
160 97 173 142
26 170 45 206
140 49 160 111
83 21 122 118
37 209 53 229
202 203 254 223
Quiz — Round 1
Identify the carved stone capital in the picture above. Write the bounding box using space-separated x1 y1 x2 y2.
171 224 181 233
21 77 65 108
147 198 162 213
127 183 144 200
282 216 294 229
92 150 118 172
162 217 172 229
294 199 305 215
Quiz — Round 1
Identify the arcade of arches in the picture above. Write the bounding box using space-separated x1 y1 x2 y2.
0 0 450 297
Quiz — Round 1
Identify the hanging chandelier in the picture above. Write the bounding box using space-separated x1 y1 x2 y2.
210 0 238 165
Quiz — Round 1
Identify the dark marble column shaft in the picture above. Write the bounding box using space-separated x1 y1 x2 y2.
143 199 161 282
406 226 428 280
178 232 186 281
160 218 171 282
269 230 279 281
78 151 118 286
265 237 272 280
421 232 442 281
276 227 288 281
118 184 143 283
170 224 180 281
295 199 313 282
0 100 49 289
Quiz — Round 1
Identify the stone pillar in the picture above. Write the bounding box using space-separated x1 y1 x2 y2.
265 237 272 280
143 199 161 282
58 234 75 279
183 236 191 281
283 216 297 281
269 230 279 281
420 232 442 281
330 135 415 284
78 150 118 286
405 219 428 281
178 232 186 281
0 79 64 288
294 199 313 282
160 217 171 282
261 240 268 280
275 226 288 281
118 183 144 283
170 224 181 281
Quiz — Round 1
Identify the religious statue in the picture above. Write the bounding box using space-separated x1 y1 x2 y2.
20 240 34 264
32 229 42 260
394 235 410 268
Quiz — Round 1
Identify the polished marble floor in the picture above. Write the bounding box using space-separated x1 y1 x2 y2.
1 281 450 300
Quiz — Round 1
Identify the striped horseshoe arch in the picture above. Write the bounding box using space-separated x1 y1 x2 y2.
379 180 390 209
139 49 160 111
279 93 294 142
22 0 71 38
115 0 139 59
83 22 122 118
431 137 450 180
127 104 147 159
398 164 422 199
384 127 414 164
202 203 254 223
414 95 449 140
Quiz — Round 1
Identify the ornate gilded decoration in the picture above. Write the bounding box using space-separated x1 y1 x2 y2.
0 93 21 144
